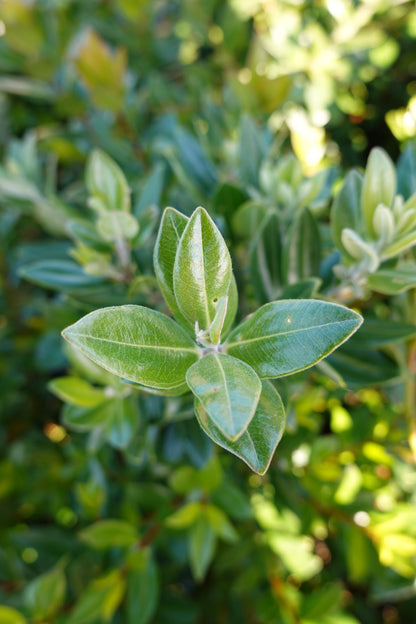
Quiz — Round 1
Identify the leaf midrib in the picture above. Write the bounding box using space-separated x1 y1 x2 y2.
66 332 198 353
227 319 355 348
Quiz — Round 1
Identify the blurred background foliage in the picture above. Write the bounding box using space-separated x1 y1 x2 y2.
1 0 416 623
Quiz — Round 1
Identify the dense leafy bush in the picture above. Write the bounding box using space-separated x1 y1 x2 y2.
1 2 416 623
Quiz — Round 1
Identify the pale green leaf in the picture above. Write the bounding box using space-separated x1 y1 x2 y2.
96 211 139 241
195 380 285 474
79 519 139 549
186 352 261 441
225 300 362 378
0 607 27 624
153 206 189 327
367 264 416 294
48 376 106 408
361 147 396 237
250 211 282 303
173 207 232 331
67 569 125 624
62 305 199 392
86 149 130 213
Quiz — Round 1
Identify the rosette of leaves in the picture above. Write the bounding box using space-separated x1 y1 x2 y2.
62 206 362 474
332 146 416 298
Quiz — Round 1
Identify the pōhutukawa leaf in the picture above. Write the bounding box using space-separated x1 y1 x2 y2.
367 264 416 294
86 149 131 213
105 397 138 449
186 353 261 441
282 207 321 285
331 169 363 260
195 380 285 474
173 207 232 331
361 147 396 237
225 299 362 378
62 305 199 392
153 206 189 327
250 211 282 304
48 376 106 408
279 278 321 300
24 563 66 621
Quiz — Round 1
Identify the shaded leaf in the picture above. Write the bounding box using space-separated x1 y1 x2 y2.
79 519 139 549
186 353 261 441
195 380 285 474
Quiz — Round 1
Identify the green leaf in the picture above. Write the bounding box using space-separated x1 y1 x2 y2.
189 515 217 581
24 563 66 620
331 169 363 259
348 318 416 347
173 207 232 331
361 147 396 237
62 305 199 392
134 162 165 218
282 208 321 285
68 569 125 624
250 211 283 303
79 519 139 549
105 397 138 449
383 230 416 258
96 211 139 241
62 400 116 432
48 376 106 408
239 115 265 188
195 380 285 474
328 346 399 388
86 149 130 213
153 206 189 326
166 502 201 529
186 352 262 441
126 552 159 624
367 263 416 294
172 125 218 196
0 607 27 624
225 300 362 378
222 274 238 338
19 260 105 293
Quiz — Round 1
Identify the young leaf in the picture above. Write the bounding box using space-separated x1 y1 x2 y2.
153 206 189 327
225 299 362 378
62 305 199 392
173 207 232 331
48 376 106 408
0 607 27 624
186 352 262 441
361 147 396 237
195 380 285 475
86 149 131 213
96 211 139 241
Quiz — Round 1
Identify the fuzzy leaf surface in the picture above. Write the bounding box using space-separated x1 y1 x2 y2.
174 207 232 331
62 305 199 391
225 300 362 378
186 352 261 441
